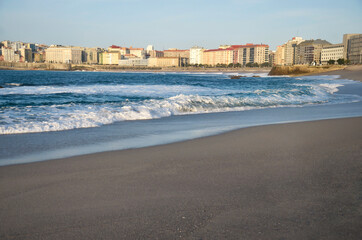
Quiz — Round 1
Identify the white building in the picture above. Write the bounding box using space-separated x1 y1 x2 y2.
45 47 82 64
146 45 154 53
189 46 205 65
321 44 344 65
11 41 23 51
1 47 16 62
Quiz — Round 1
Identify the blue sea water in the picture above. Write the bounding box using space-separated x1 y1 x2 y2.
0 70 362 165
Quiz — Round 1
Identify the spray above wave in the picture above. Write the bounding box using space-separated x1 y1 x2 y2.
0 71 360 134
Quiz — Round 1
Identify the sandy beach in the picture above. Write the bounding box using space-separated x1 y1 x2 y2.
1 67 362 239
315 65 362 82
1 117 362 239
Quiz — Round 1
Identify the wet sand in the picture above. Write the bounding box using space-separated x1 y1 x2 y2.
1 117 361 239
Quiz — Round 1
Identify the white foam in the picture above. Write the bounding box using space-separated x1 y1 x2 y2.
0 84 232 97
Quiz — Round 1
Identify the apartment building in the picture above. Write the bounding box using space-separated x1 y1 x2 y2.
19 48 33 62
343 34 359 60
321 44 344 65
45 47 82 64
148 57 187 67
1 47 16 62
275 45 285 65
346 34 362 64
82 48 101 64
129 47 146 59
119 58 148 67
232 44 269 65
99 51 119 65
148 50 164 58
189 46 205 65
163 49 190 58
202 48 234 66
284 37 304 65
269 51 276 66
296 39 330 65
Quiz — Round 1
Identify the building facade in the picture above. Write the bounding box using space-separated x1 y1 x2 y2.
129 47 146 59
45 47 82 64
296 39 330 65
321 44 344 65
189 46 205 65
148 57 187 67
275 45 285 65
284 37 304 65
202 48 234 66
100 51 119 65
82 48 101 64
1 47 16 62
233 44 269 65
347 34 362 64
163 49 190 58
19 48 33 62
119 58 148 66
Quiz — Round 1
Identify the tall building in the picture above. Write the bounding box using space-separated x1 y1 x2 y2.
346 34 362 64
232 44 269 65
12 41 23 51
1 40 11 48
1 47 16 62
19 48 33 62
189 46 205 65
275 45 285 65
296 39 331 65
146 45 154 53
342 34 359 60
269 51 276 66
284 37 304 65
321 44 344 65
45 47 82 64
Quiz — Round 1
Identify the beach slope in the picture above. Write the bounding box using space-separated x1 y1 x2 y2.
1 117 361 239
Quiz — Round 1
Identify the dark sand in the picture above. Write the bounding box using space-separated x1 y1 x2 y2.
1 117 362 239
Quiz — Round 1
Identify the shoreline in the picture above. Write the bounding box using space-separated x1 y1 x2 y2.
1 68 362 238
1 117 361 239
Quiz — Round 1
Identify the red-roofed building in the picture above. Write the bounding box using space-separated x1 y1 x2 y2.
201 44 269 66
202 48 234 65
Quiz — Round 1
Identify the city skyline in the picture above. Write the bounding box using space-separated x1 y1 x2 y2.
1 0 361 50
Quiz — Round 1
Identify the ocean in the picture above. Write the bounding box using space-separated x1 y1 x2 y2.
1 70 362 165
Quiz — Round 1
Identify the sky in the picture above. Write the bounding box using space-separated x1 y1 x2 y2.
0 0 361 51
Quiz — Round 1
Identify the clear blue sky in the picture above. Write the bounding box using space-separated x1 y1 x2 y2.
0 0 361 50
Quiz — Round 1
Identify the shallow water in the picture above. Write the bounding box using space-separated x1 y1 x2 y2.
0 70 362 166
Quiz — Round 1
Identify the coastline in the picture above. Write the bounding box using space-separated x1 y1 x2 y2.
1 67 362 239
1 117 361 239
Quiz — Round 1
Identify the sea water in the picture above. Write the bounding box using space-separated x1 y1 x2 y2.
1 70 362 165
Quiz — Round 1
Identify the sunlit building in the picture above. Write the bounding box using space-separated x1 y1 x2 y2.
189 46 205 65
45 46 82 64
321 44 344 65
202 48 234 66
296 39 330 65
